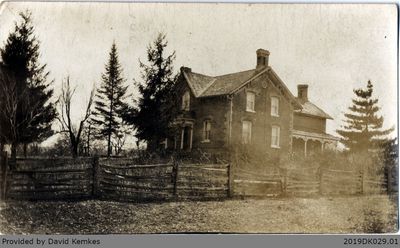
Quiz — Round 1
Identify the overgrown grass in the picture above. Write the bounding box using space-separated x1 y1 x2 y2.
0 195 396 234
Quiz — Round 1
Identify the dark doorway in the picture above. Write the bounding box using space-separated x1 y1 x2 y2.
181 126 192 151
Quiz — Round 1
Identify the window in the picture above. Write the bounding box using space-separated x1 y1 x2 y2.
242 121 252 144
271 126 280 148
203 120 211 142
271 96 279 116
182 91 190 111
246 92 255 112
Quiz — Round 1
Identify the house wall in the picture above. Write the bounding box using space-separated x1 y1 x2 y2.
171 76 229 153
293 113 326 133
230 74 293 157
192 97 229 152
173 76 197 120
172 71 294 158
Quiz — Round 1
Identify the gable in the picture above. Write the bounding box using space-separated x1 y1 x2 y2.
229 68 302 109
182 70 215 97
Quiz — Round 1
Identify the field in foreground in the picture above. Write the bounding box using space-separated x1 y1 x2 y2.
0 195 397 234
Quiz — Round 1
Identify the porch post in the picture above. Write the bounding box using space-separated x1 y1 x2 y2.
304 139 308 157
321 141 324 152
189 126 193 150
180 128 184 150
174 137 177 150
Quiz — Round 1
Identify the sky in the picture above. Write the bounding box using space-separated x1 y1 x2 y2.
0 2 397 147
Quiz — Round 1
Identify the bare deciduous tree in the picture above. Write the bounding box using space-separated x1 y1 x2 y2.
0 65 41 160
111 124 131 156
57 77 95 158
1 11 57 160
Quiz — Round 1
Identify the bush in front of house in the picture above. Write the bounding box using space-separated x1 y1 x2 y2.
228 143 283 174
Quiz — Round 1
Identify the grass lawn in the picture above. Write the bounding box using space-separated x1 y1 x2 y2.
0 194 397 234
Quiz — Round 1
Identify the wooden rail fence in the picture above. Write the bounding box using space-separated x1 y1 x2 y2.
98 159 230 201
176 164 229 200
6 158 93 200
233 167 282 197
284 167 320 196
0 155 394 201
0 152 7 200
233 166 390 197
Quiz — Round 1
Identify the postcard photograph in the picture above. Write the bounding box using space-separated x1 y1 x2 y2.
0 2 398 235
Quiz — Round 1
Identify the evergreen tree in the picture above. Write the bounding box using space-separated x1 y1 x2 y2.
92 42 128 157
124 33 177 151
337 80 393 152
0 11 56 159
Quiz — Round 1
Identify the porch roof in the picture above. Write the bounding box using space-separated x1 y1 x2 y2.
292 129 340 142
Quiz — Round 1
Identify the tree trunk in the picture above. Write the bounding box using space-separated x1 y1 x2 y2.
69 134 78 158
10 142 17 163
23 143 27 158
72 144 78 158
107 133 112 157
70 139 78 158
86 125 91 156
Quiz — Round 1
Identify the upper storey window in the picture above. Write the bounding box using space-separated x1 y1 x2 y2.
182 91 190 111
271 96 279 117
246 92 255 112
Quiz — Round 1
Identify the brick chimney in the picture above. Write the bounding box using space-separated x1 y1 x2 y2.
297 84 308 102
256 49 270 69
180 66 192 73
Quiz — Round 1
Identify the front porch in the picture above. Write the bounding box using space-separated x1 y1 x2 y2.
171 117 195 151
292 129 339 156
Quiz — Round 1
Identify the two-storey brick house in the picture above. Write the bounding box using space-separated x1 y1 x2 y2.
164 49 338 156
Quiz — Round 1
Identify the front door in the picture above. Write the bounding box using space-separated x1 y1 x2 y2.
180 126 193 151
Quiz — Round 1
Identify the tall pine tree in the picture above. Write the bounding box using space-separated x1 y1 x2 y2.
124 33 177 151
337 80 393 152
0 11 56 159
92 42 128 157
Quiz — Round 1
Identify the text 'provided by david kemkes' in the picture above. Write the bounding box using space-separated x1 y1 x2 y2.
2 237 101 246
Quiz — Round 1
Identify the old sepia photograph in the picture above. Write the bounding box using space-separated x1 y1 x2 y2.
0 2 398 235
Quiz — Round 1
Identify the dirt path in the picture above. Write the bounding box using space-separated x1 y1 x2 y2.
0 195 397 234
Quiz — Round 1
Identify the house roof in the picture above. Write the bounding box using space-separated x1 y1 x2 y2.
182 71 216 97
295 100 333 119
201 69 259 97
181 66 302 109
182 68 259 97
184 66 294 97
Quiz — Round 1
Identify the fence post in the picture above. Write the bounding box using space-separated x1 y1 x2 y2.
3 152 8 200
172 160 179 198
227 163 234 198
0 152 7 200
92 156 99 198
